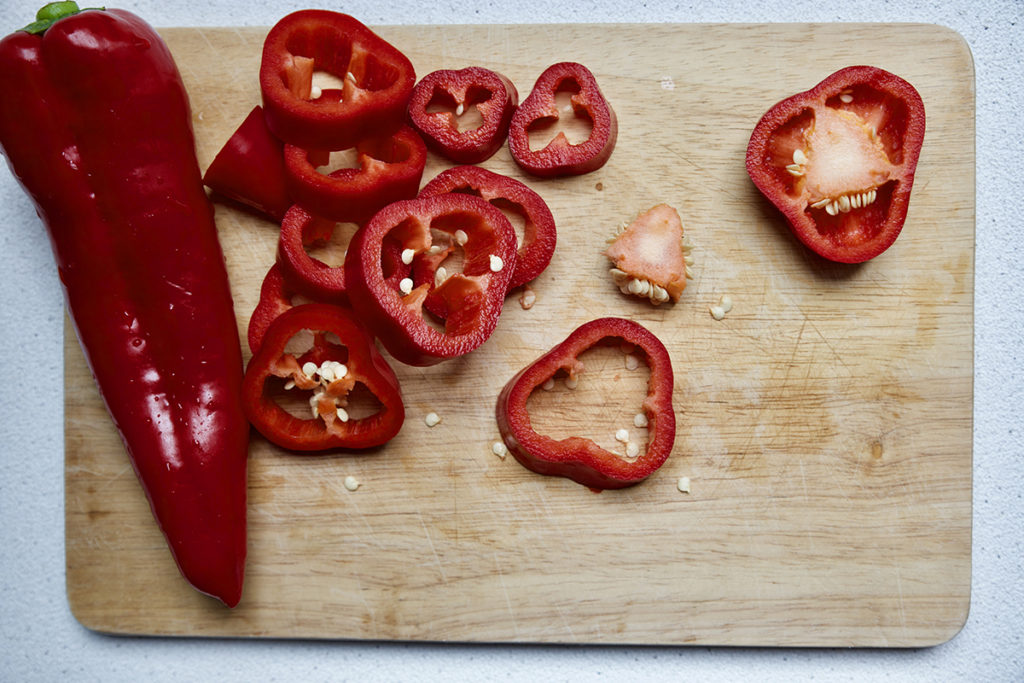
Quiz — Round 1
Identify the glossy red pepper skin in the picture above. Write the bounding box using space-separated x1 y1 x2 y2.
203 105 292 223
496 318 675 490
0 8 248 606
344 194 517 366
418 165 556 290
242 303 405 451
508 62 617 177
407 67 518 164
260 10 416 151
745 65 926 263
284 125 427 224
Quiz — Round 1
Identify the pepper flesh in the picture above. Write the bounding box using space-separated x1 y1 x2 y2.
407 66 518 164
605 204 689 305
508 61 617 177
0 6 248 606
344 194 517 366
495 318 675 490
260 10 416 151
243 303 405 451
745 65 926 263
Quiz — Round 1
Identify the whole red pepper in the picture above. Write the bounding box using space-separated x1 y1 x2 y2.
508 62 617 177
406 66 518 164
260 10 416 151
496 318 675 490
242 303 405 451
344 194 518 366
745 65 925 263
0 3 249 605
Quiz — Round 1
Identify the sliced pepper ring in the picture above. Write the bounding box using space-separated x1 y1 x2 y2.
344 193 518 366
248 263 303 355
495 317 675 490
242 303 405 451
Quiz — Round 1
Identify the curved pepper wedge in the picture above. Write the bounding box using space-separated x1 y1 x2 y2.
745 65 926 263
260 10 416 151
0 3 248 606
284 125 427 224
418 165 557 291
508 61 617 177
407 66 518 164
496 317 675 490
242 303 405 451
248 264 303 355
344 194 517 366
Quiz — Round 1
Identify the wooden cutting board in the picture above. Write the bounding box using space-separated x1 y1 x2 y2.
63 23 974 646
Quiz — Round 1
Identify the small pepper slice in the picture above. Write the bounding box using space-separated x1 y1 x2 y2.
242 303 405 451
203 106 292 222
344 194 517 366
418 165 557 291
496 317 675 490
284 125 427 224
745 65 926 263
406 66 518 164
605 204 691 305
508 62 617 177
248 264 304 355
260 10 416 151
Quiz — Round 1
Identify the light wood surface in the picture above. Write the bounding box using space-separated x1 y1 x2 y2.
64 23 974 646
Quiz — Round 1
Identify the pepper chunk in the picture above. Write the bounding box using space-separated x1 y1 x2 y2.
605 204 692 305
260 10 416 151
344 194 517 366
407 66 518 164
242 303 405 451
508 62 617 177
745 65 926 263
284 125 427 224
248 264 303 355
495 318 675 490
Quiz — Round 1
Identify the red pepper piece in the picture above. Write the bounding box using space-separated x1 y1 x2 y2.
406 67 518 164
284 125 427 224
418 165 557 290
242 303 405 451
496 318 675 490
0 4 248 606
745 65 926 263
260 10 416 151
344 194 518 366
203 106 292 222
248 264 305 355
508 62 617 177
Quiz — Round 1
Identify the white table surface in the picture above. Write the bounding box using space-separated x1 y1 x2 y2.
1 1 1020 680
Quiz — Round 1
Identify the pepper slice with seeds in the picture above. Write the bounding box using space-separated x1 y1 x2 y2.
605 203 692 305
745 65 925 263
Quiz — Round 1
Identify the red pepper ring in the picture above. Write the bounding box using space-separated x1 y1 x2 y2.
344 194 518 367
259 10 416 151
508 61 618 177
247 264 306 355
418 165 557 291
242 303 405 451
496 317 675 490
283 125 427 225
407 66 518 164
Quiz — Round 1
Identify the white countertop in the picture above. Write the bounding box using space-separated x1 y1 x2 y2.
1 0 1020 680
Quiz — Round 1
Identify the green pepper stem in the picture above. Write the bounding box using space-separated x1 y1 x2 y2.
21 2 82 35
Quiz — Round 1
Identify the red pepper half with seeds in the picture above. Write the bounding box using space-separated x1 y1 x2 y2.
407 66 518 164
260 10 416 151
496 317 675 490
242 303 405 451
508 61 617 177
344 194 517 366
745 65 926 263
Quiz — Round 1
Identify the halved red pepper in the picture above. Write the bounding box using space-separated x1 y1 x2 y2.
745 65 926 263
344 194 517 366
260 10 416 151
496 317 675 490
283 125 427 224
418 165 557 291
203 105 291 222
406 66 518 164
242 303 405 451
508 62 617 177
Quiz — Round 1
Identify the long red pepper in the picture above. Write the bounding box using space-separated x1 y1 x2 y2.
0 4 249 606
